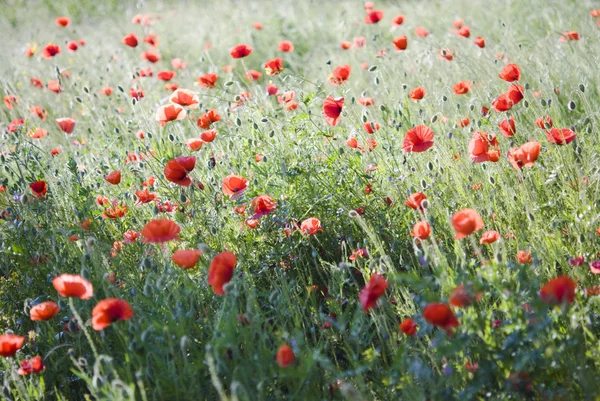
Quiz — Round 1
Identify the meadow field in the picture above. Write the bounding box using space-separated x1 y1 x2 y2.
1 0 600 399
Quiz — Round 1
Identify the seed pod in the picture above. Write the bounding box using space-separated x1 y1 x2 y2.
431 115 438 123
578 83 585 93
369 65 377 72
568 101 576 110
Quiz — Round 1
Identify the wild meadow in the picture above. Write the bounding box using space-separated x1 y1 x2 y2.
1 0 600 399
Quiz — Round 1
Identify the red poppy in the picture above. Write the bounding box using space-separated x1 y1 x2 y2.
4 95 16 109
358 97 374 106
251 194 277 218
155 104 187 127
363 121 380 134
402 125 434 153
474 36 485 48
392 15 405 26
508 141 541 170
52 274 94 299
67 40 78 52
560 31 580 42
364 9 383 24
164 156 196 186
458 26 471 37
172 249 202 269
30 301 60 321
498 117 516 137
208 251 237 295
266 84 279 96
170 89 199 108
276 344 295 367
29 128 48 139
130 87 145 100
171 58 187 69
187 138 204 151
453 81 472 95
499 64 521 82
457 118 470 128
100 87 113 96
196 73 218 88
392 35 407 50
55 16 70 27
359 273 388 311
340 41 352 50
264 58 283 75
142 51 160 63
0 334 25 357
56 118 75 134
92 298 133 330
410 221 431 240
545 128 576 145
329 65 351 86
278 40 294 52
300 217 323 235
17 356 45 375
540 276 576 305
516 250 532 264
469 131 500 163
47 80 62 93
29 181 47 198
406 192 427 211
104 171 121 185
491 93 513 112
536 116 553 129
347 136 358 148
506 84 524 104
480 230 500 244
201 129 217 142
423 303 459 335
135 189 158 205
399 318 418 336
122 33 138 47
409 86 426 101
197 109 221 129
143 33 159 47
449 284 481 308
141 219 181 243
415 26 429 37
42 43 61 59
452 209 484 240
222 175 248 200
30 77 43 88
323 96 344 126
7 118 24 133
230 44 253 59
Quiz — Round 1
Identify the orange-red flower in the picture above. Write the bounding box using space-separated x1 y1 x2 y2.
92 298 133 330
164 156 196 187
468 131 500 163
507 141 541 170
403 125 434 153
142 51 160 63
276 344 295 367
422 303 459 335
30 301 60 321
142 219 181 243
411 221 431 240
506 84 524 104
329 65 351 86
104 171 121 185
409 87 426 101
155 104 187 127
56 118 75 134
197 73 218 88
399 318 418 336
452 208 484 239
135 189 158 205
406 192 427 212
499 64 521 82
17 356 45 375
323 96 344 126
516 250 532 264
0 334 25 357
453 81 472 95
157 71 176 81
545 128 576 145
392 15 404 26
392 35 407 50
55 16 70 27
498 117 516 137
536 116 553 129
359 273 388 311
364 10 384 24
230 44 253 58
42 43 61 59
30 181 47 198
449 284 481 308
172 249 202 269
201 129 217 142
300 218 323 235
264 58 283 75
222 175 248 200
208 251 237 295
560 31 580 42
474 36 485 48
52 274 94 299
415 26 429 37
122 33 138 47
480 230 500 244
197 109 221 129
540 276 576 305
170 89 199 108
251 195 277 218
278 40 294 52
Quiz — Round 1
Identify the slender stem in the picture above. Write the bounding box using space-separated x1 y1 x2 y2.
69 297 98 359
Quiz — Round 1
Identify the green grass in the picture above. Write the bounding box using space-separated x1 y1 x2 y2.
1 0 600 399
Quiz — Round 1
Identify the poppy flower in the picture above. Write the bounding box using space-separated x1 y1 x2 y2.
141 219 181 243
171 58 187 69
172 249 202 269
7 118 24 133
201 129 217 142
499 64 521 82
453 81 472 95
540 276 576 305
392 15 405 26
545 128 576 145
560 31 580 42
392 35 407 50
142 51 160 63
452 208 484 239
155 104 187 127
359 273 388 311
104 171 121 185
439 48 453 61
364 10 384 24
457 118 470 127
506 84 524 105
67 40 78 52
480 230 500 244
187 138 204 151
92 298 133 331
323 96 344 126
329 65 351 86
122 33 138 47
55 16 70 27
253 22 263 30
143 33 159 47
208 251 237 295
31 77 44 88
340 41 352 49
507 141 541 170
449 284 481 308
99 87 113 96
42 43 61 59
197 109 221 129
56 118 75 134
17 356 45 375
415 26 429 37
164 156 196 186
409 86 426 101
130 87 145 100
222 175 248 200
52 274 93 299
402 125 434 153
406 192 427 211
277 40 294 52
29 128 48 139
251 194 277 218
411 221 431 240
0 334 25 357
469 131 500 163
358 97 375 106
346 136 358 148
491 93 514 112
399 318 417 336
353 36 367 48
300 217 323 235
536 116 553 129
276 344 295 367
197 73 218 88
363 121 380 134
169 89 199 108
264 58 283 75
266 84 279 96
498 117 516 137
30 301 60 321
516 250 532 264
4 95 16 109
422 303 459 335
458 26 471 38
230 44 253 59
474 36 485 48
29 181 47 198
135 189 158 205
